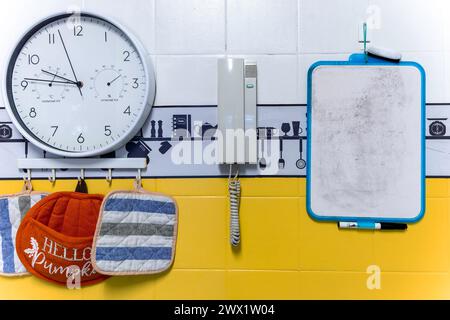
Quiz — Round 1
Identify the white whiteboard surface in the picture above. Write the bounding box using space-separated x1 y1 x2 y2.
308 64 424 221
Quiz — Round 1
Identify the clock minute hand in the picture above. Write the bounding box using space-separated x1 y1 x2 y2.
57 29 83 97
41 70 77 85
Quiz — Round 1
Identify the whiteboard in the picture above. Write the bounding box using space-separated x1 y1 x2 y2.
307 62 425 222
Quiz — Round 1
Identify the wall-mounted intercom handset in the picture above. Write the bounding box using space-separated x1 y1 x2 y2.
218 58 257 165
217 58 257 247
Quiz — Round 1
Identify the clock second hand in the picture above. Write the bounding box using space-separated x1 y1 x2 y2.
57 29 83 97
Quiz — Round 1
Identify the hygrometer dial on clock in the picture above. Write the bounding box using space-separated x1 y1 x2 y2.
3 12 155 157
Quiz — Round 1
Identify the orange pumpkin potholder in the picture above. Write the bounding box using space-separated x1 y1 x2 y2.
16 192 109 287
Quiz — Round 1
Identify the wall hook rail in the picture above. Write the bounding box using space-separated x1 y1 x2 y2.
17 158 147 182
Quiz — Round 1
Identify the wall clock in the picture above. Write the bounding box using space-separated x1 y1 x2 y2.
2 12 155 157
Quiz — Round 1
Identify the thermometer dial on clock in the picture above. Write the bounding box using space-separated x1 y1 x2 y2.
3 13 155 157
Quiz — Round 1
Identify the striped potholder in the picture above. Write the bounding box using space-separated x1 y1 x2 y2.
92 190 178 275
0 192 47 276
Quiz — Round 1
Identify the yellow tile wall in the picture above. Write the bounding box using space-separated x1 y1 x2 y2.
0 178 449 300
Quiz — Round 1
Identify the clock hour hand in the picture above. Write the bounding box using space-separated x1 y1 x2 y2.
57 30 83 97
41 70 78 85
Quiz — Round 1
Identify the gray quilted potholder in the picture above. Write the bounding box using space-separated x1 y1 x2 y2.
92 190 178 275
0 192 47 276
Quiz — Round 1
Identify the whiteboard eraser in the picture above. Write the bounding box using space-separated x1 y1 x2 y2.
367 46 402 62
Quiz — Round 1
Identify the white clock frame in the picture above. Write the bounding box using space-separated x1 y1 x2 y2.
2 11 156 158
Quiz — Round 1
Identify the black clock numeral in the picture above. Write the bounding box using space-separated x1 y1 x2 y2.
104 125 112 137
49 33 55 44
77 133 85 144
51 126 58 137
123 106 131 115
104 32 108 42
29 107 37 118
21 80 28 90
132 78 139 89
123 51 130 62
74 25 83 36
28 54 40 65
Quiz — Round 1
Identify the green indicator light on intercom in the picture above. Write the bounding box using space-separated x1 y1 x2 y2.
246 84 254 89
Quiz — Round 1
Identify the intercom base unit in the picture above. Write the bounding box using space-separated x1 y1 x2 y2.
217 58 257 165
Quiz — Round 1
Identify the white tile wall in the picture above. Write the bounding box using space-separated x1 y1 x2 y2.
402 52 446 103
368 0 445 52
443 1 450 52
0 0 448 105
299 0 369 54
155 0 225 54
83 0 156 52
155 55 221 106
227 0 298 54
444 52 450 102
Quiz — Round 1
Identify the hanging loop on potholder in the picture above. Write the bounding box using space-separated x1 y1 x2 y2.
91 189 178 275
75 169 88 194
0 179 47 277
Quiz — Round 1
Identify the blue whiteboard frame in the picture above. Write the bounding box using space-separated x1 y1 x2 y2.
306 54 426 223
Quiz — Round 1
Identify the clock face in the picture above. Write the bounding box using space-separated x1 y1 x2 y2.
4 13 154 157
